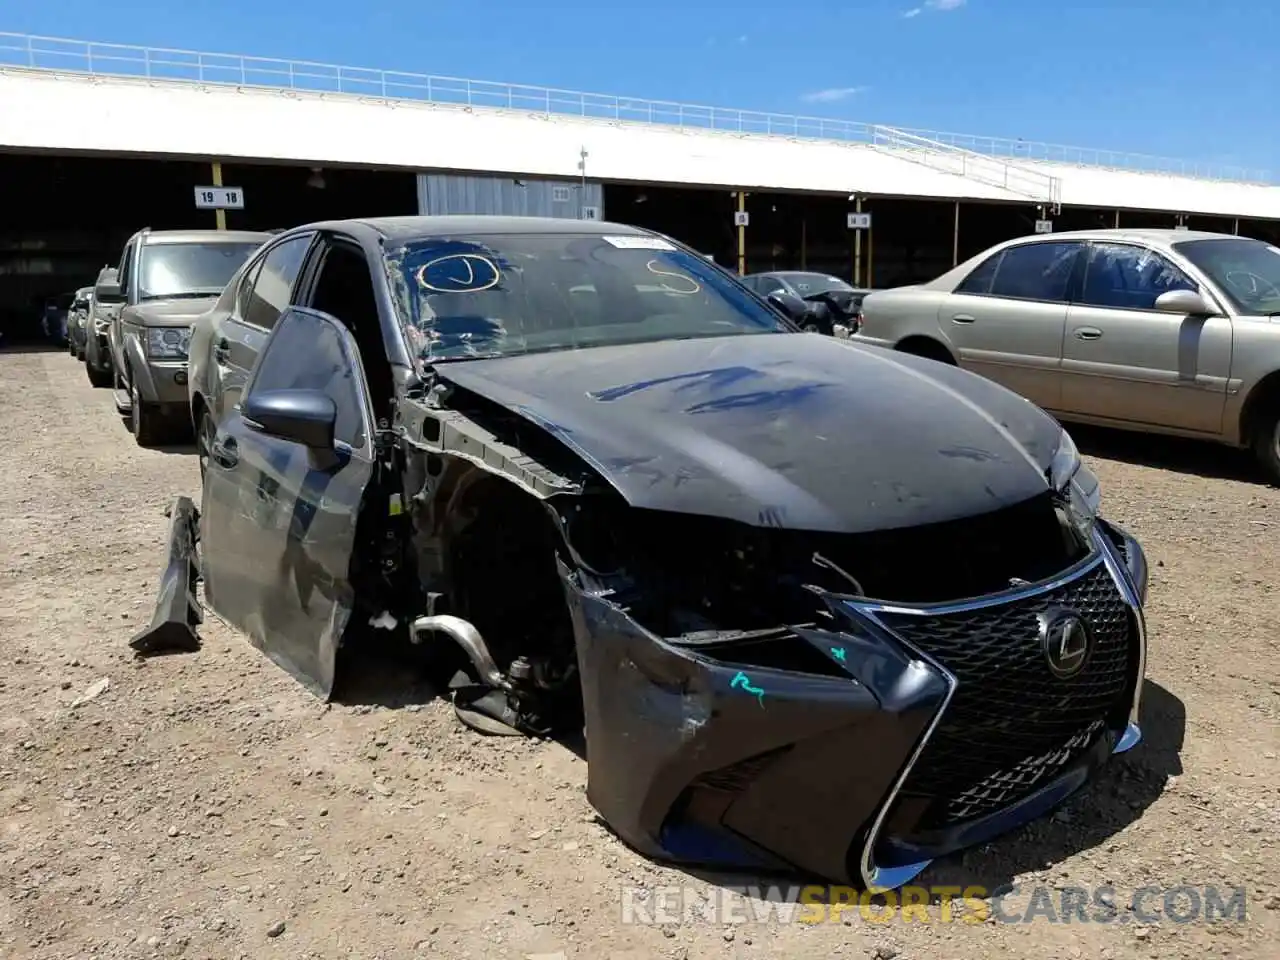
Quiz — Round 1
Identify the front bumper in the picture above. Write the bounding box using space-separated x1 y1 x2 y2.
136 359 191 407
566 519 1148 890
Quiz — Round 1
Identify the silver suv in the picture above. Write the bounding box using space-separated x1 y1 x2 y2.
100 228 270 446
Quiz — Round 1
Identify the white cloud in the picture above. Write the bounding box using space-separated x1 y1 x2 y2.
905 0 965 15
801 86 867 103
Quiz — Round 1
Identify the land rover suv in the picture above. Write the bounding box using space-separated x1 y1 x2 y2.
102 227 270 446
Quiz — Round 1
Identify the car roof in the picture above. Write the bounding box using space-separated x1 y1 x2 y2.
1008 227 1245 250
284 215 656 246
139 229 273 245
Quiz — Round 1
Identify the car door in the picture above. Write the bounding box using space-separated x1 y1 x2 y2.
200 305 376 697
109 237 137 374
1061 241 1232 434
940 240 1084 411
209 232 316 423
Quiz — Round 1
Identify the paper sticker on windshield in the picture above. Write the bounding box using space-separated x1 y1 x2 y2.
602 235 676 251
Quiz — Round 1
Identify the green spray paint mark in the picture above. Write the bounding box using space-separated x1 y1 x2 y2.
730 671 766 706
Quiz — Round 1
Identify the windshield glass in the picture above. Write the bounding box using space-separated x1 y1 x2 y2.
386 232 790 363
777 272 854 296
138 242 261 300
1173 237 1280 315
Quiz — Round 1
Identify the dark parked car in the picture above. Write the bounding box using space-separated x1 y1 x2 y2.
67 286 94 359
135 216 1149 892
743 271 872 336
85 266 120 388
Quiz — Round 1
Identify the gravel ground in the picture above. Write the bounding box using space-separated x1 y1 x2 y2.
1 345 1277 960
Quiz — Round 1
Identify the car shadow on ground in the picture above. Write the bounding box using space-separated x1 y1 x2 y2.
1072 423 1266 486
0 341 66 354
329 633 588 758
675 678 1185 903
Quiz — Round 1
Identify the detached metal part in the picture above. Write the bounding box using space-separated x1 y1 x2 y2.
130 496 203 656
411 614 510 691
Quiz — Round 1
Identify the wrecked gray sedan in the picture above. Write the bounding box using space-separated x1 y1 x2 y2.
135 215 1150 891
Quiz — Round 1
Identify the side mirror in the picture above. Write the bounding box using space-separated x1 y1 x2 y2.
94 281 124 304
242 389 336 449
1154 288 1216 316
766 290 811 324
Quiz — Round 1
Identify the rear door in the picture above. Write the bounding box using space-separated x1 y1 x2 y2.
1060 241 1232 433
200 305 376 696
209 232 315 423
940 240 1084 411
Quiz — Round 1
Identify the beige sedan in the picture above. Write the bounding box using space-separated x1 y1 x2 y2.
855 228 1280 483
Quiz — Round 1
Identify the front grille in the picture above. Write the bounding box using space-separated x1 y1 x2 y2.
876 560 1134 831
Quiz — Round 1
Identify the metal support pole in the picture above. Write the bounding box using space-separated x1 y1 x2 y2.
853 196 863 287
867 208 874 288
211 162 227 231
1234 218 1240 235
1114 209 1121 228
737 191 747 276
952 201 961 266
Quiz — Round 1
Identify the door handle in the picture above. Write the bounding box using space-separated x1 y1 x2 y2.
1074 327 1103 341
951 314 976 324
213 337 231 362
209 436 239 469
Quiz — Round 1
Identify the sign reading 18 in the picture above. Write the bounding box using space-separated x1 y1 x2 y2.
200 190 239 205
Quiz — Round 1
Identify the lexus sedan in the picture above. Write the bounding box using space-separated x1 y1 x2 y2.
856 228 1280 483
135 215 1149 891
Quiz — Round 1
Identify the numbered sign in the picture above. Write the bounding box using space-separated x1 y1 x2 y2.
847 212 872 230
194 186 245 210
1034 219 1054 234
734 211 750 227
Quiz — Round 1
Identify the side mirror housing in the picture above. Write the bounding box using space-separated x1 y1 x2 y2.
94 280 124 304
1154 288 1217 316
242 389 336 449
766 290 810 323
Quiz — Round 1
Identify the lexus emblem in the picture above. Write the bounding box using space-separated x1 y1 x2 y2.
1039 608 1092 679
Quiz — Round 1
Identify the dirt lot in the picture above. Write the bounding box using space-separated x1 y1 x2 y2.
1 346 1277 960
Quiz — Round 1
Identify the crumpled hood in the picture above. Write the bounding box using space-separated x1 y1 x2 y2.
124 297 217 328
435 333 1065 533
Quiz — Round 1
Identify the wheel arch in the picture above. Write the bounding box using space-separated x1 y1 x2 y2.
894 335 957 365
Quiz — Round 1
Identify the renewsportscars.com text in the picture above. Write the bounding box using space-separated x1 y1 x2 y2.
619 883 1248 926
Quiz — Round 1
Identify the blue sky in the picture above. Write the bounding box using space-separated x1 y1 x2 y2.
3 0 1277 171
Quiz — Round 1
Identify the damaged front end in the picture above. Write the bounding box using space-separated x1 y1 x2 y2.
551 500 1148 890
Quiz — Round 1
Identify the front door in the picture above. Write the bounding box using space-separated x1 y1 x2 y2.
943 240 1084 411
201 305 376 696
1060 241 1232 434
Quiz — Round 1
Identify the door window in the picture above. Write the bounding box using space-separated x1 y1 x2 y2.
246 309 367 449
988 242 1081 302
118 241 136 301
1079 242 1197 310
236 258 264 317
955 251 1002 294
243 235 312 330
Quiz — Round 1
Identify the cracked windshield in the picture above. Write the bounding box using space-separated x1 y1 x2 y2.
387 233 788 363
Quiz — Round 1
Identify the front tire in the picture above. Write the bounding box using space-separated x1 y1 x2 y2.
1250 408 1280 486
130 372 165 448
